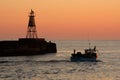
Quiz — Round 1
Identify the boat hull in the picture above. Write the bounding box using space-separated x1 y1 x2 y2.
71 57 97 62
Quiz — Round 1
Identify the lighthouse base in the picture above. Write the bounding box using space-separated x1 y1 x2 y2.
0 38 57 56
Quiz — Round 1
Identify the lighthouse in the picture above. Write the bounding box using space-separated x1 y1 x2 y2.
26 10 38 38
0 10 57 56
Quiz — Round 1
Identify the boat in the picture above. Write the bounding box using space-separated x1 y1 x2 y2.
70 46 98 62
0 10 57 56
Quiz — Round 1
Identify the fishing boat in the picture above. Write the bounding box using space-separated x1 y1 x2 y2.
70 46 98 62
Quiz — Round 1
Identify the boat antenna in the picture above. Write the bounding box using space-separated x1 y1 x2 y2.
88 33 91 49
88 39 91 49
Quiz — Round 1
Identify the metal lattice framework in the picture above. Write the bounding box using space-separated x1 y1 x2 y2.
26 10 38 38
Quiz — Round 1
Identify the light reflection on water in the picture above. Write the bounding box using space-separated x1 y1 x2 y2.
0 40 120 80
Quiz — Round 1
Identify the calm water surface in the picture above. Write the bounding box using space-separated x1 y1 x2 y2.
0 40 120 80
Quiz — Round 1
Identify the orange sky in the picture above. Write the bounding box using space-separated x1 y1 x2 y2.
0 0 120 40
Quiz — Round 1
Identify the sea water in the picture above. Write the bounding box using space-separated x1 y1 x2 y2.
0 40 120 80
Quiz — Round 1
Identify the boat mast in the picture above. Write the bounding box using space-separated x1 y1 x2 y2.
88 33 91 49
88 39 91 49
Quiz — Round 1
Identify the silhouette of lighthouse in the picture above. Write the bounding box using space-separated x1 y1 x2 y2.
26 10 38 38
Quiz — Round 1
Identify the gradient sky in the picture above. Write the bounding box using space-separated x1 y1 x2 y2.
0 0 120 40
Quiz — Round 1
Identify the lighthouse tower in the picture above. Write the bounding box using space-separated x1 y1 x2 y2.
26 10 38 39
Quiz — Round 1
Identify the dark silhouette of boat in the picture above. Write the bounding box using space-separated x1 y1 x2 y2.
0 10 57 56
71 46 98 62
